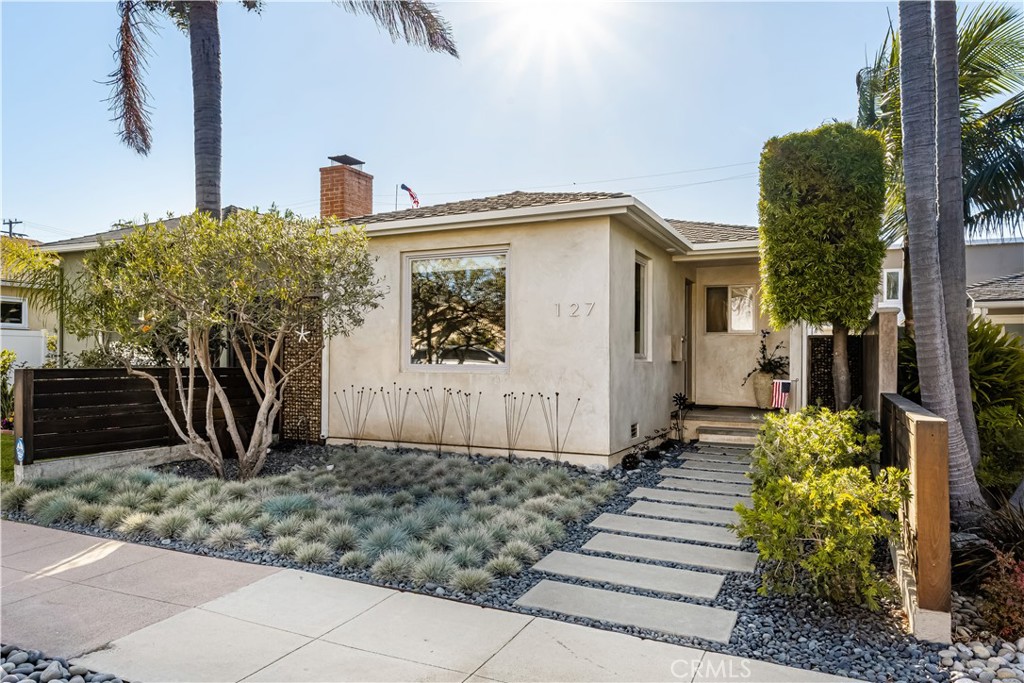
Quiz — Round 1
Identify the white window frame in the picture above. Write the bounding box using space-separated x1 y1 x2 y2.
705 285 756 334
634 253 651 360
0 296 28 329
882 268 902 305
401 246 510 374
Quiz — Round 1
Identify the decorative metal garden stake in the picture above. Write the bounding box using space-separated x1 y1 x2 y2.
333 385 377 448
538 392 581 462
503 392 533 462
415 386 451 456
452 390 483 456
381 383 412 450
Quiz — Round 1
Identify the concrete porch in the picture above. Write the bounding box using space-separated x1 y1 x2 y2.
678 406 771 445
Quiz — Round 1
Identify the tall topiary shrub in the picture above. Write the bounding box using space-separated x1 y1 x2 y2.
759 123 887 410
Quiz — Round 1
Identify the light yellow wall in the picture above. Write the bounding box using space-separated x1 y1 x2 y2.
327 216 614 463
692 262 786 407
607 218 686 456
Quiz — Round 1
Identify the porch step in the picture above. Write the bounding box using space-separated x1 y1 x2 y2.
659 478 751 497
697 427 759 446
589 512 741 547
626 500 739 526
628 487 751 510
532 550 724 599
583 533 757 573
660 467 750 484
514 580 738 643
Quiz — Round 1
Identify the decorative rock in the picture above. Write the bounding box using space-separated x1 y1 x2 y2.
39 661 63 683
7 653 28 666
978 671 996 683
69 677 85 683
975 646 994 660
997 669 1020 679
67 668 88 677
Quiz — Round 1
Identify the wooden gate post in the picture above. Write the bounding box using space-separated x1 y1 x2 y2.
13 368 34 466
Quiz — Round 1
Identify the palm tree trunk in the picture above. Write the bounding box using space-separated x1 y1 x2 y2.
935 0 981 467
188 1 222 219
832 323 852 410
899 0 986 521
902 237 914 336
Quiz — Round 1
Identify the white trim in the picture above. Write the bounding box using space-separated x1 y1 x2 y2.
320 328 330 441
0 296 29 329
634 253 651 360
704 285 757 335
401 245 510 374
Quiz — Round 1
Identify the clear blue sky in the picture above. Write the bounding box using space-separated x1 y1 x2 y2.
3 1 903 242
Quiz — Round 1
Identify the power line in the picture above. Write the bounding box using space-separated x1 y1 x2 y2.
3 218 24 238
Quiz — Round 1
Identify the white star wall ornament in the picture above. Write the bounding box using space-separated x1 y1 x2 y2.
296 326 310 344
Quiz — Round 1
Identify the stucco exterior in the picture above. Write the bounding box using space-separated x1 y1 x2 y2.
327 215 616 464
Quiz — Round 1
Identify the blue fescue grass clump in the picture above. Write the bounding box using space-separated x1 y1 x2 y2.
8 445 615 585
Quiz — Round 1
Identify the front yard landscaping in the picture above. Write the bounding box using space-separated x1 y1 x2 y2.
1 446 616 597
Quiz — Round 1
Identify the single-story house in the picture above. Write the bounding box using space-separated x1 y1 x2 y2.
23 155 1024 467
1 236 52 370
968 272 1024 338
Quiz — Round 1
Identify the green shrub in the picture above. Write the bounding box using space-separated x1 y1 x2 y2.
735 407 909 609
979 551 1024 640
293 541 332 565
901 317 1024 417
450 568 493 594
370 550 415 581
976 406 1024 495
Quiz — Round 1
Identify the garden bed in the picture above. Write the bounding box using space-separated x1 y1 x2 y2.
2 442 953 682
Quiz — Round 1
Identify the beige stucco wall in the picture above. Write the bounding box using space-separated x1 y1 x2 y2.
883 243 1023 285
692 262 786 407
607 218 685 456
326 216 615 464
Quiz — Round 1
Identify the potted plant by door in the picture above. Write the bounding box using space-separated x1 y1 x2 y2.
742 330 789 409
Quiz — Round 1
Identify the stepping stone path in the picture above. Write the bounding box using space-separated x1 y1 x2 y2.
516 443 759 644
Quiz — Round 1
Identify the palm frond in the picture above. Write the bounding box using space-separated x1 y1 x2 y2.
105 0 157 155
338 0 458 57
962 91 1024 236
0 240 69 315
956 3 1024 107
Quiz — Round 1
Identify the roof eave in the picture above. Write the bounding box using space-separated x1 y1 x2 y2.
672 239 760 261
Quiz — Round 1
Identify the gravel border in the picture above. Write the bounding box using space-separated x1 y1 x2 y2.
0 644 127 683
4 442 948 682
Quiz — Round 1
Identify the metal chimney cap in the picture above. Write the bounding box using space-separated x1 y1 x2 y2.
328 154 365 168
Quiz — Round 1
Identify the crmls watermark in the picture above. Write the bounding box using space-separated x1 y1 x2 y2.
671 657 753 680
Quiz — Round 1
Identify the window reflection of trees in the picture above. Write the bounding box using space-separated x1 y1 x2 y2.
410 254 506 365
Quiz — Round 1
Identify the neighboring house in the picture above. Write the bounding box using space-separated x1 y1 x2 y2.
877 239 1024 330
1 236 53 369
968 272 1024 338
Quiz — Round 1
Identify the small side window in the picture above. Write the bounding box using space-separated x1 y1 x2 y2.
1 298 27 328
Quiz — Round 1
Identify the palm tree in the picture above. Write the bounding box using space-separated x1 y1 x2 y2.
858 2 1022 467
107 1 458 218
898 0 986 521
859 3 1024 241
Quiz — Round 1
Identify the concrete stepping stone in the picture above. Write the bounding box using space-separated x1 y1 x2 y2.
515 580 738 643
660 467 750 484
589 513 741 547
532 550 724 599
697 443 752 454
628 487 751 509
678 460 749 474
583 533 758 573
684 452 749 464
659 478 751 497
626 500 739 526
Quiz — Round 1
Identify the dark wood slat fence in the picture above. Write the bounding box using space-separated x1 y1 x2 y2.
14 367 264 465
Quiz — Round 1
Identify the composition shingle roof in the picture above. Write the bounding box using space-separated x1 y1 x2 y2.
665 219 759 245
41 206 246 250
967 272 1024 303
346 191 629 225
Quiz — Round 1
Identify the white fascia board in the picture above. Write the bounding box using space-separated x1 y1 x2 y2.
671 240 760 261
42 242 101 254
343 196 693 254
974 299 1024 309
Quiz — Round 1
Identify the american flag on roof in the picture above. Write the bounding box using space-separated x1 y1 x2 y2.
401 183 420 208
771 380 791 410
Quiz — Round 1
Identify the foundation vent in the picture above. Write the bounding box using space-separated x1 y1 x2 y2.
630 423 639 439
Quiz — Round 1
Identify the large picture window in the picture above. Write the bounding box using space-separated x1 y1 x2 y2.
706 285 755 333
407 250 507 368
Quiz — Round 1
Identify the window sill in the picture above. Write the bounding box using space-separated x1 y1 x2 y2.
402 364 509 375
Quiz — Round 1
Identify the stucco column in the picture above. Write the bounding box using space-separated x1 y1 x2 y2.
788 322 807 412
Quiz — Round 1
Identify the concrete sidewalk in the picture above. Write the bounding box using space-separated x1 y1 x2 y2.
1 521 852 683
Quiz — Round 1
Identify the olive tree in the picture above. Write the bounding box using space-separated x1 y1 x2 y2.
759 122 887 410
77 210 384 479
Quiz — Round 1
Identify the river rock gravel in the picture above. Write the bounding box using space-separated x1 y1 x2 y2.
0 645 126 683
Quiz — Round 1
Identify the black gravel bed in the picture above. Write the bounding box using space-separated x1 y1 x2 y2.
0 644 128 683
6 442 946 683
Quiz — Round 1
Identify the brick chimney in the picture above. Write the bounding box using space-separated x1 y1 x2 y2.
320 154 373 219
